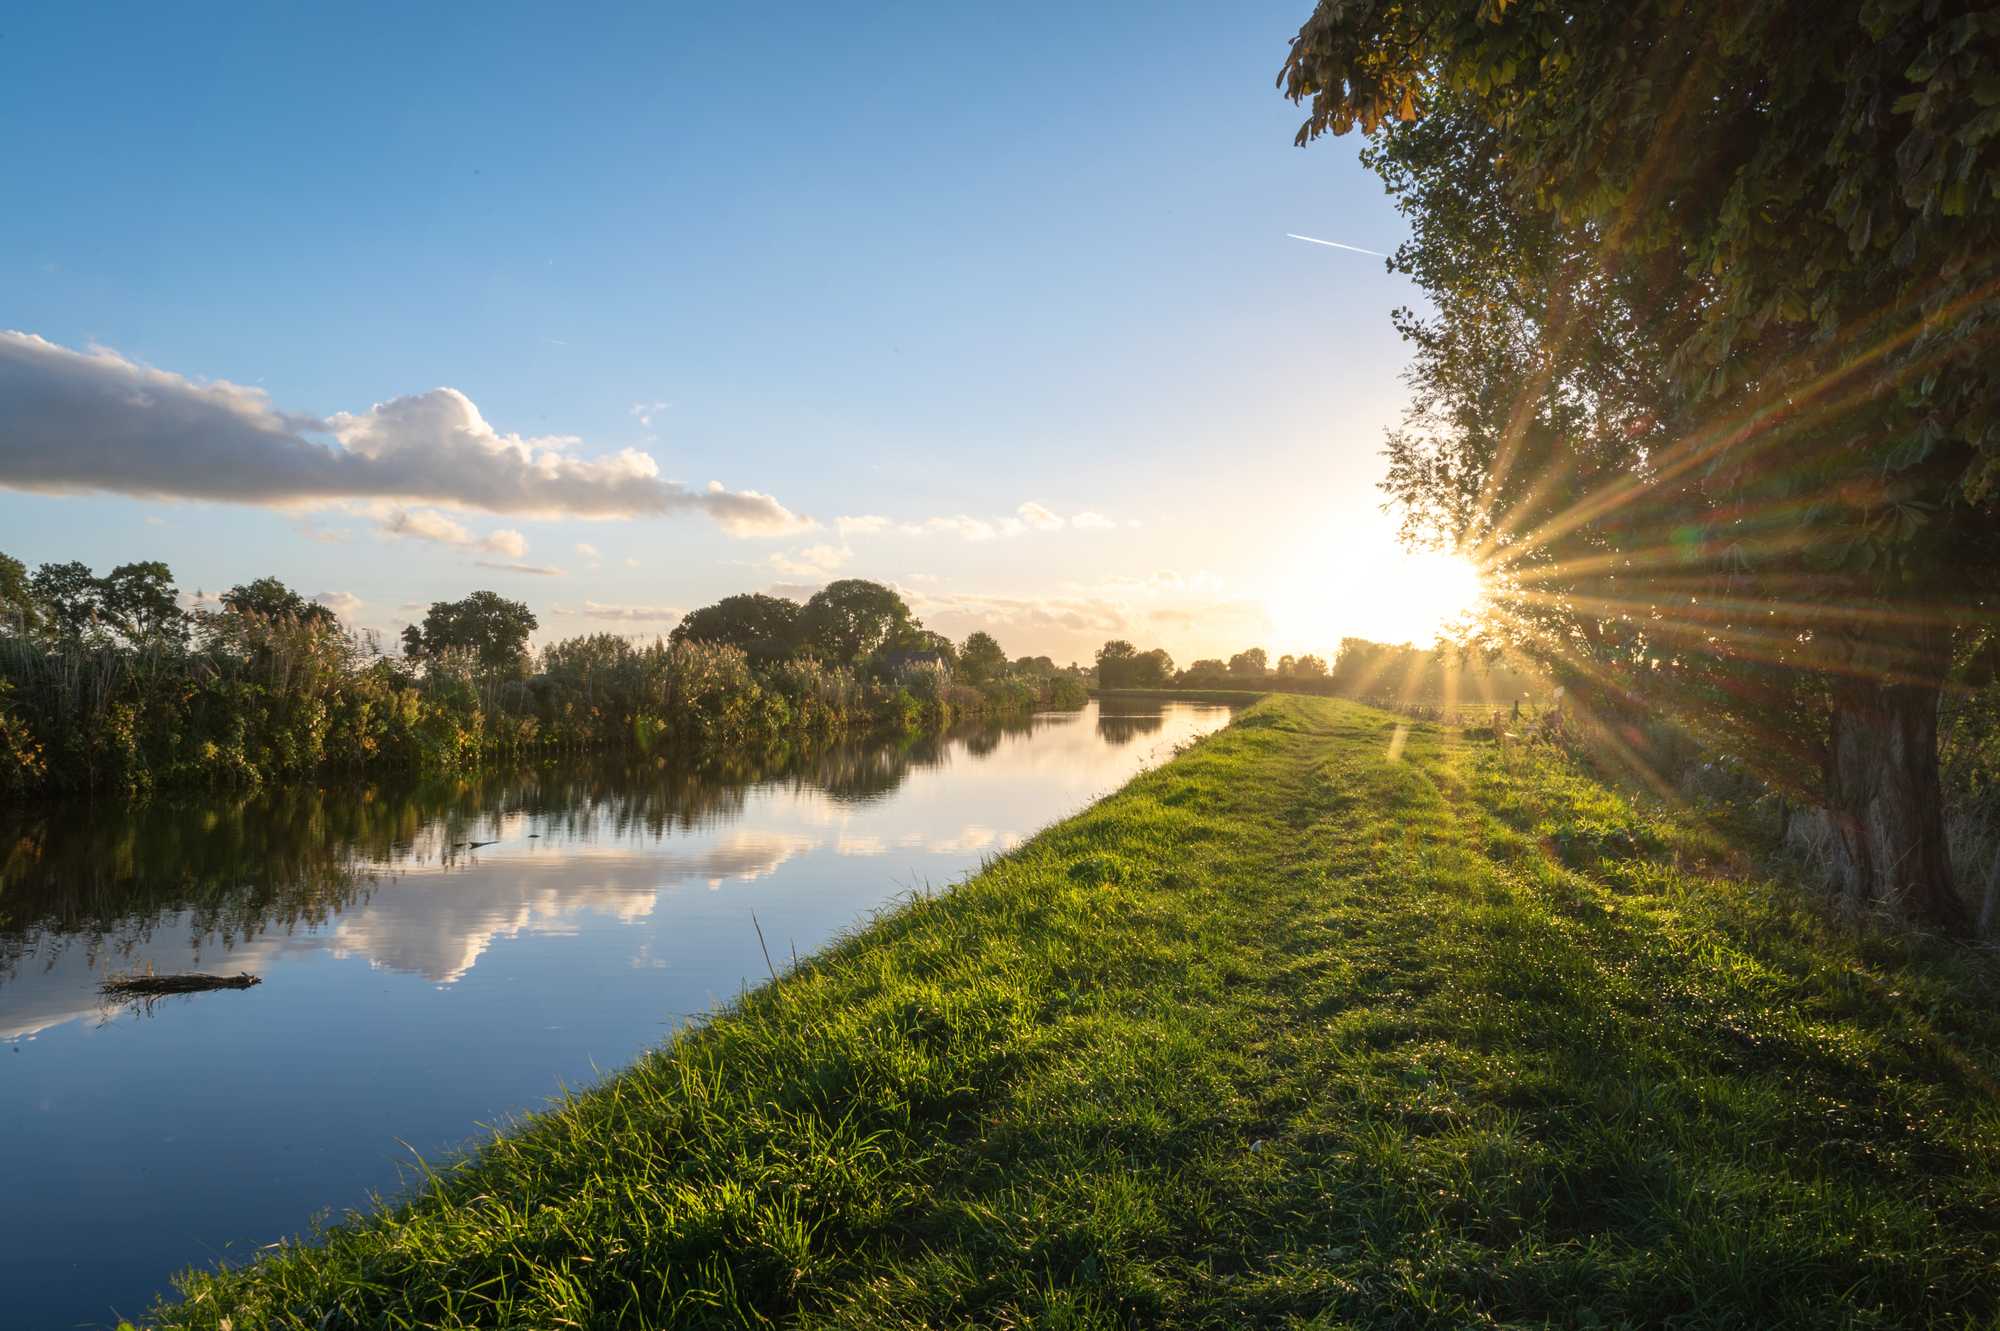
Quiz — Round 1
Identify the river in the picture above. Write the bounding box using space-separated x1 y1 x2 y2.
0 697 1233 1328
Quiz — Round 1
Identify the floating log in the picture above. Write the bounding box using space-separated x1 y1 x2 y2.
100 971 261 999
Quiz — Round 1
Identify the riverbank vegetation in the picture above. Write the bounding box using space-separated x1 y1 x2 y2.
137 695 2000 1328
1096 636 1542 708
0 556 1084 797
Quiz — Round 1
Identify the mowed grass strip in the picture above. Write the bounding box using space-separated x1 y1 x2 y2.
148 697 2000 1330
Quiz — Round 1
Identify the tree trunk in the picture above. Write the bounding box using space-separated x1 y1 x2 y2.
1824 676 1968 933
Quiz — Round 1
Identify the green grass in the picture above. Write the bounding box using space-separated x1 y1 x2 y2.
144 696 2000 1329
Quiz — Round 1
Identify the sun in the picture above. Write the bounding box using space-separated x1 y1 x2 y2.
1265 544 1485 652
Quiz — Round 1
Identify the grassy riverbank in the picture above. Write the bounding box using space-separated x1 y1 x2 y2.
144 696 2000 1329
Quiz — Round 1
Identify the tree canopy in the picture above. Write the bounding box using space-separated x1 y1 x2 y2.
220 576 336 627
958 631 1009 684
11 558 189 645
800 580 913 665
403 591 538 675
1228 648 1269 677
1281 0 2000 927
1097 640 1175 688
670 593 803 664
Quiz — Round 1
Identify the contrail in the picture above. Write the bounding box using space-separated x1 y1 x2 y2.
1286 232 1387 258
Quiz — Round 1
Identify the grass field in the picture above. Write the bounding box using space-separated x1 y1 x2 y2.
145 696 2000 1329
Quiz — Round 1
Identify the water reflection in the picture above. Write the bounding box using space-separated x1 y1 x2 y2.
1096 697 1170 744
0 700 1231 1329
0 715 1048 1016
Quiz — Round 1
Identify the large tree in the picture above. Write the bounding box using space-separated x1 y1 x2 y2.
220 576 337 627
99 562 186 645
403 591 538 675
799 580 912 664
1097 640 1175 688
7 558 187 645
669 593 802 664
27 561 107 644
957 631 1009 684
1281 0 2000 928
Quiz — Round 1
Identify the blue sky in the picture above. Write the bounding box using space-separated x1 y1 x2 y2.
1 1 1439 663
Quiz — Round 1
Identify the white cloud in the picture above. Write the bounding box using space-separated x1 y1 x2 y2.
375 505 526 558
575 542 600 559
836 514 892 536
1017 501 1065 531
629 401 670 428
767 543 851 578
1071 511 1115 530
313 591 364 620
0 333 810 535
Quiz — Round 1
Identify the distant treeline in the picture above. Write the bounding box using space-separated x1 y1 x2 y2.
0 555 1086 798
1093 637 1542 704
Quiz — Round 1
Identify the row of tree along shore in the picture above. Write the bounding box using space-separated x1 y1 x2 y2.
0 557 1086 798
1093 636 1543 706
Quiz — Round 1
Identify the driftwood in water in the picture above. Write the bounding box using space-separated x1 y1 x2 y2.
100 971 262 999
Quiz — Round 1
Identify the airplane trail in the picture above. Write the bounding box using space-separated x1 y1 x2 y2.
1285 232 1387 258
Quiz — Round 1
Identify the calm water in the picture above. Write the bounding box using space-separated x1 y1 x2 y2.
0 699 1231 1329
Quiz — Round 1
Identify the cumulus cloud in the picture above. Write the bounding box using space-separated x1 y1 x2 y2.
313 591 364 620
701 482 812 537
0 333 811 535
1016 501 1065 531
375 505 527 557
767 543 851 578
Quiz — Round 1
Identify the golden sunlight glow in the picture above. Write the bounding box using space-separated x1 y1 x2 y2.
1265 543 1485 652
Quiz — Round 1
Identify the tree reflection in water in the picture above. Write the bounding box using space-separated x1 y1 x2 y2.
1096 700 1168 745
0 710 1045 984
